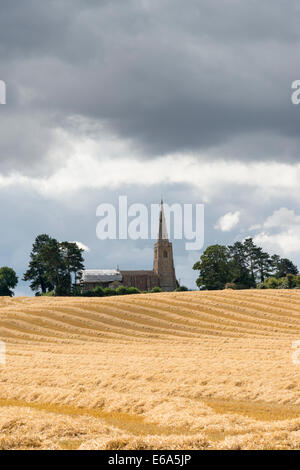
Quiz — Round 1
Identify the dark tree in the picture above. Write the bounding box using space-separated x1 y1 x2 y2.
243 238 258 284
228 241 255 288
0 267 18 297
39 238 66 294
60 242 85 287
193 239 299 291
253 247 272 283
23 234 55 293
275 258 298 278
193 245 231 290
24 235 85 296
270 254 281 277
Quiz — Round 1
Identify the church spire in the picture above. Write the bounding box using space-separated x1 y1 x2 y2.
158 199 169 240
153 198 177 291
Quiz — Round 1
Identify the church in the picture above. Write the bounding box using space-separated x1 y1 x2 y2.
81 201 177 292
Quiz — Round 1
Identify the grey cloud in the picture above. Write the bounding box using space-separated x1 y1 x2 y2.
1 0 300 175
0 111 67 175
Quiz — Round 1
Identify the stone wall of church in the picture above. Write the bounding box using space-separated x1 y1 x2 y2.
120 271 159 292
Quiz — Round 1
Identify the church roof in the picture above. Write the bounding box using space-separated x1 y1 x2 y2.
120 270 158 277
81 269 122 283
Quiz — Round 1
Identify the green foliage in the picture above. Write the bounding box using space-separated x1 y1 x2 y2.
264 277 282 289
81 290 95 297
272 257 298 278
257 282 267 289
126 287 141 294
193 238 299 291
103 288 117 296
287 274 296 288
0 267 18 297
151 286 162 293
193 245 231 290
72 285 83 296
24 235 85 296
116 286 141 295
93 286 105 297
116 286 130 295
80 286 142 297
258 274 300 290
41 291 55 296
227 242 253 288
55 272 72 297
23 234 55 293
175 285 188 291
60 241 85 285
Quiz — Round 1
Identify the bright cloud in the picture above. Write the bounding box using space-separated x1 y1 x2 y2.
73 241 90 252
0 142 299 203
215 211 240 232
263 207 300 228
254 228 300 255
253 208 300 255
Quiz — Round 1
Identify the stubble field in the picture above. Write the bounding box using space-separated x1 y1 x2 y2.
1 290 300 450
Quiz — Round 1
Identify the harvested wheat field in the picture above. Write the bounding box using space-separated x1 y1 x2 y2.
1 290 300 450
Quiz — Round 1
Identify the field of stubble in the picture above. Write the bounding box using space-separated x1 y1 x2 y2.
1 290 300 450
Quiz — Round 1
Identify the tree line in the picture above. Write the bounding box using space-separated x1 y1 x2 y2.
193 238 299 290
0 234 188 297
0 234 85 297
0 234 299 296
81 285 188 297
23 234 85 296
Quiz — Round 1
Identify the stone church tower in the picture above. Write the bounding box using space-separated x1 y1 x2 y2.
81 199 177 293
153 200 177 291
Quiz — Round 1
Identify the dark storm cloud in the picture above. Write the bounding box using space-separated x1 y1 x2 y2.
0 0 300 175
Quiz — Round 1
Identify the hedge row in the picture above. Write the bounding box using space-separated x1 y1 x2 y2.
257 274 300 289
80 285 163 297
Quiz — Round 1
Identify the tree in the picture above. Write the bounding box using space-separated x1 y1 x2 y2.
286 273 297 288
0 267 18 297
39 237 65 291
24 235 85 296
270 255 281 277
253 247 272 283
243 238 258 284
193 240 299 291
23 234 55 293
230 238 271 286
228 241 255 288
60 242 85 287
193 245 231 290
273 257 298 278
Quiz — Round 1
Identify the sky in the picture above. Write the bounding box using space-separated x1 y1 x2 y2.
0 0 300 294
